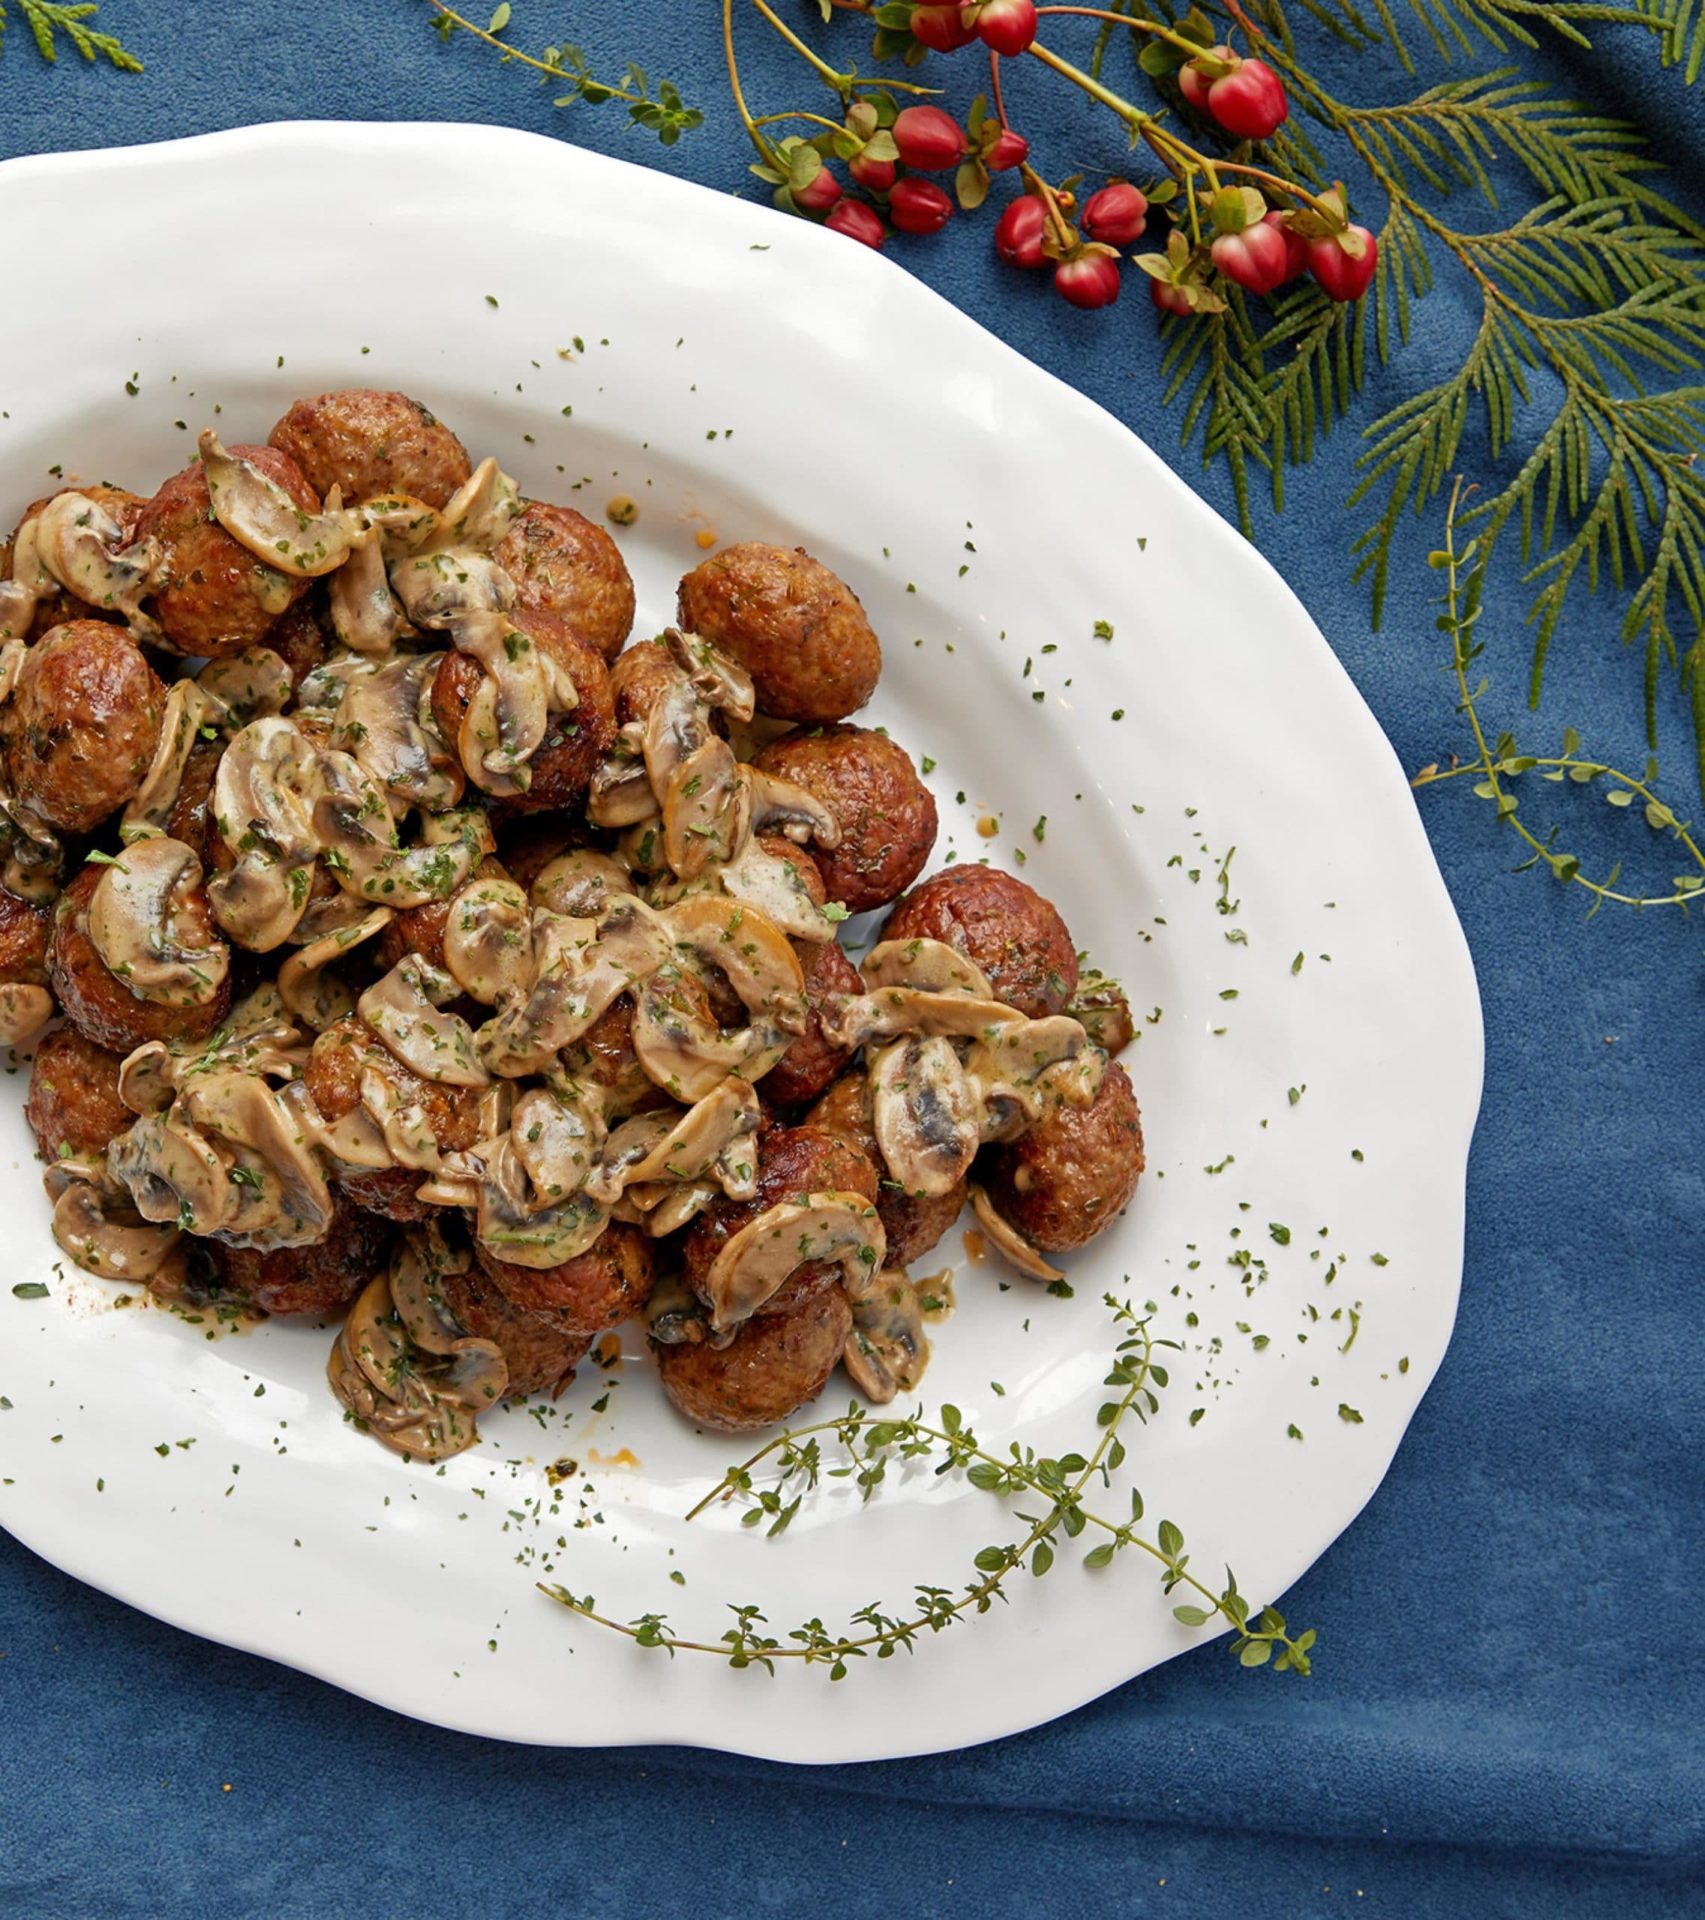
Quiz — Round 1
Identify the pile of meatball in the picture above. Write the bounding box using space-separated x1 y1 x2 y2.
2 388 1146 1445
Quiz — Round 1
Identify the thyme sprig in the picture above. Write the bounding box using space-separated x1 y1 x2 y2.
540 1297 1315 1679
0 0 140 69
1413 477 1705 911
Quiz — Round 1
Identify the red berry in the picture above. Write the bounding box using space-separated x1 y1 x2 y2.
1262 209 1308 282
1210 220 1290 294
792 164 843 216
1150 279 1193 315
994 195 1048 268
986 127 1030 171
910 4 977 51
849 150 897 193
891 105 968 170
1184 49 1288 141
1079 182 1148 248
1055 251 1121 309
973 0 1038 55
1306 225 1378 301
890 177 955 235
825 199 886 249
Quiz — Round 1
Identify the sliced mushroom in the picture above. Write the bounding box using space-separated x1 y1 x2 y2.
706 829 840 943
388 1221 475 1352
288 1073 395 1172
587 1076 760 1205
360 1064 445 1171
528 849 634 921
46 1157 182 1283
199 430 356 576
197 647 294 728
632 1179 720 1237
664 626 755 722
454 611 552 791
825 986 1023 1052
312 753 486 911
745 765 841 848
107 1108 233 1239
278 904 394 1031
1065 970 1136 1056
868 1034 981 1198
88 837 231 1008
859 937 994 997
475 1135 610 1268
586 723 658 829
329 520 415 654
700 1190 885 1332
431 456 523 555
844 1272 930 1403
968 1182 1066 1283
124 682 224 844
358 956 487 1087
179 1069 334 1250
644 1268 709 1345
0 982 53 1047
510 1084 607 1202
443 874 532 1005
31 490 162 638
335 652 463 813
207 717 322 951
662 734 749 880
119 983 310 1115
963 1017 1104 1139
0 635 28 705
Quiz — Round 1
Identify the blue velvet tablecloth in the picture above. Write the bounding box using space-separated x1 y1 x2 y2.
1 6 1701 1916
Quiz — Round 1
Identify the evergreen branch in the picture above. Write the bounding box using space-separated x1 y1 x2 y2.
2 0 141 69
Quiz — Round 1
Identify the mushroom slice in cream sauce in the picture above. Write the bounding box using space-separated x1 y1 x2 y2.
199 431 357 577
844 1272 931 1403
968 1183 1066 1284
278 904 394 1031
358 956 488 1087
87 836 231 1009
31 490 163 640
701 1191 885 1333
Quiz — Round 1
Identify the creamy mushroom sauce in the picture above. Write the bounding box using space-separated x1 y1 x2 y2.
13 425 1118 1461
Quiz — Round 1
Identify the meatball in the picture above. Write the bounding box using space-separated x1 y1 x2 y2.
655 1285 852 1433
134 445 319 657
5 621 164 834
217 1202 392 1318
676 543 880 724
763 936 860 1108
753 725 937 912
25 1028 130 1161
981 1059 1144 1253
49 865 232 1055
431 612 614 813
0 884 51 987
681 1124 877 1320
883 865 1078 1019
2 486 149 640
165 737 223 861
267 389 472 510
302 1014 482 1222
437 1260 592 1400
477 1220 654 1337
262 593 333 687
608 636 675 727
807 1071 965 1268
492 501 635 663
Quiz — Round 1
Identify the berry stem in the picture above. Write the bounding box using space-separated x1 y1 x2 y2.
1025 39 1151 129
724 0 784 166
989 44 1012 128
751 109 849 134
749 0 858 91
1020 162 1079 250
1036 3 1220 61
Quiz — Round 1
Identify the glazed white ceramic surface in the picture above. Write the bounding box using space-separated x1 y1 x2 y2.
0 123 1480 1762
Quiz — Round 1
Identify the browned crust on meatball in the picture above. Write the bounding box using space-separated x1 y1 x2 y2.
763 936 859 1108
267 390 472 510
981 1059 1144 1253
655 1285 852 1432
303 1014 482 1222
134 445 318 657
883 865 1078 1018
477 1220 654 1337
25 1027 130 1161
682 1124 877 1319
608 636 675 727
806 1071 965 1268
437 1260 593 1400
5 621 165 834
676 543 881 725
2 487 149 640
216 1201 393 1318
753 725 937 912
262 592 333 687
0 884 51 987
48 865 231 1055
492 501 636 664
165 736 223 862
431 613 615 814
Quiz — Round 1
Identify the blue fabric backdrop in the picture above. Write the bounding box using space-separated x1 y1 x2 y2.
1 6 1701 1916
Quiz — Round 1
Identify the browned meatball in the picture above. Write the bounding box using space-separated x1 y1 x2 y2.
608 636 675 727
25 1027 130 1161
753 725 936 912
5 621 164 834
981 1059 1144 1253
0 884 51 986
682 1124 877 1320
883 865 1078 1019
134 445 319 657
217 1202 393 1318
49 865 231 1055
807 1071 965 1268
374 855 508 975
437 1260 593 1399
477 1220 654 1337
431 613 615 814
763 936 859 1108
303 1014 482 1222
493 501 635 664
165 737 223 862
677 544 880 725
655 1284 852 1433
2 486 149 640
262 593 333 687
267 390 472 510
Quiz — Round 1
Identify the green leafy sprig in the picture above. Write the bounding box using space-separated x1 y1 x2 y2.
541 1297 1315 1680
0 0 140 69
